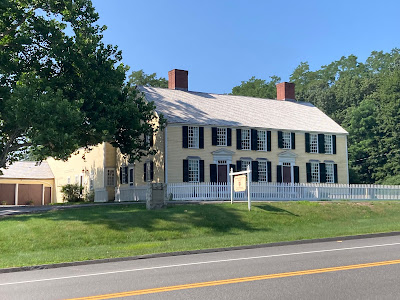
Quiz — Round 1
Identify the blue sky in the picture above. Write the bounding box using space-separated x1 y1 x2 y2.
92 0 400 94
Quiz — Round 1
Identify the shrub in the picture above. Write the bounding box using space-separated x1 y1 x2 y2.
61 184 83 202
85 190 95 202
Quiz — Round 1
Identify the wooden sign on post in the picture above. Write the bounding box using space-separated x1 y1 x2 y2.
234 175 247 192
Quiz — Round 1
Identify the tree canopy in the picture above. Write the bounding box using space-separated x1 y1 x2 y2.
0 0 163 170
231 49 400 184
231 75 281 99
127 69 168 88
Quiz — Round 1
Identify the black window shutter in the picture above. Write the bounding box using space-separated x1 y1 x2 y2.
229 164 236 173
251 161 259 182
267 161 272 182
291 132 296 149
294 166 300 183
183 160 189 182
333 135 337 154
150 134 154 147
124 166 129 183
277 165 282 183
143 163 147 182
319 163 326 183
306 163 312 183
182 126 188 148
305 133 310 153
278 131 283 148
251 129 258 150
318 134 325 154
199 160 204 182
129 168 134 184
227 128 232 146
334 164 338 183
236 129 242 150
236 160 242 171
120 167 123 184
211 127 217 146
210 164 217 182
267 131 271 151
199 127 204 149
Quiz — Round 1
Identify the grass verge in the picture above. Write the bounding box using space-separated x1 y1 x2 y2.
1 201 400 268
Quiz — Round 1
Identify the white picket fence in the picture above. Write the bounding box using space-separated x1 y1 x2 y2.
115 185 147 202
167 182 400 201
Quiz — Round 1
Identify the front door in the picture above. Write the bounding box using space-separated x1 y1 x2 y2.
283 166 291 183
217 165 227 183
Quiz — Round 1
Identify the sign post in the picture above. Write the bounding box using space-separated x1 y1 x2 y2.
229 166 252 211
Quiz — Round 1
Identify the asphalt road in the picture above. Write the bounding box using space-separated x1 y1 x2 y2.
1 235 400 300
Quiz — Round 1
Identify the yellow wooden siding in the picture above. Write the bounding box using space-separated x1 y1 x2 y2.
166 125 348 184
46 143 107 202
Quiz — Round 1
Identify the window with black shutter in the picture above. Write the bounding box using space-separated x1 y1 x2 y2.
267 131 271 151
236 160 242 171
294 166 299 183
199 127 204 149
143 163 147 182
199 160 204 182
182 126 188 148
319 163 326 183
150 161 154 181
251 129 257 151
251 161 258 182
333 135 337 154
211 127 217 146
119 167 123 184
227 128 232 146
278 131 283 148
318 134 325 154
236 129 242 150
267 161 272 182
306 163 312 183
210 164 217 182
291 132 296 149
305 133 310 153
277 165 283 183
334 164 338 183
183 160 189 182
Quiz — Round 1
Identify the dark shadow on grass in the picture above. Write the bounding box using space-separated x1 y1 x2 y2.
256 204 299 216
2 203 263 234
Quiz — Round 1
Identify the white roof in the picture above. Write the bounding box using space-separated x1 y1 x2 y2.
139 86 348 135
0 161 54 179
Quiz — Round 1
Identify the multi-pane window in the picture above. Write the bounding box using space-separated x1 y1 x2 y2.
121 166 128 184
257 130 267 151
310 134 318 153
217 128 227 146
282 132 291 149
241 129 251 150
310 162 319 183
188 159 200 182
188 126 199 148
106 169 115 186
325 135 333 154
325 163 334 183
241 160 251 171
258 161 267 182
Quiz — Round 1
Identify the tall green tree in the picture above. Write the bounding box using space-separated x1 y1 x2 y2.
231 76 281 99
0 0 163 170
127 69 168 88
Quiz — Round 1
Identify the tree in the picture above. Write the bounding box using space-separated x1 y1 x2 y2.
127 69 168 88
0 0 163 170
231 76 281 99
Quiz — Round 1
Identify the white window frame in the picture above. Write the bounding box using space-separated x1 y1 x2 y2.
188 159 200 182
89 171 94 191
325 134 333 154
257 130 267 151
121 165 128 184
106 168 115 186
325 163 334 183
258 161 268 182
310 134 318 153
241 159 251 171
241 129 251 150
282 132 291 149
217 127 227 146
188 126 199 148
310 162 319 183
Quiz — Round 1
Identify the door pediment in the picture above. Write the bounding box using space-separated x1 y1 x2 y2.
278 150 297 158
211 149 235 156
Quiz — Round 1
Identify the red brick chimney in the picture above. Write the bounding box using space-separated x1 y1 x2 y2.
168 69 188 91
276 82 295 100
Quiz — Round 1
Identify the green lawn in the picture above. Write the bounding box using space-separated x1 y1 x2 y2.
1 201 400 268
